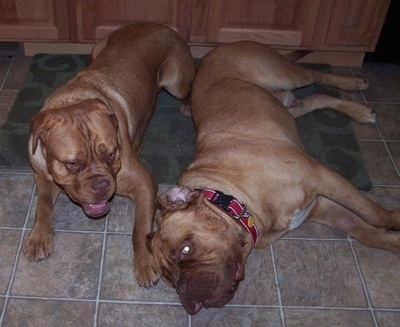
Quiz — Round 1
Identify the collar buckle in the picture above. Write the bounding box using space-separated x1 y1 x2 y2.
209 191 235 212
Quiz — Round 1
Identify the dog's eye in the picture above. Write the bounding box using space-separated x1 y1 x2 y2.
65 161 80 172
105 152 115 164
179 244 192 262
181 245 191 255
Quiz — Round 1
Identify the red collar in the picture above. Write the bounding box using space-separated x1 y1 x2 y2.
202 189 259 244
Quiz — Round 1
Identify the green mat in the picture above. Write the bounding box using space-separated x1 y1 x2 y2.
0 54 372 191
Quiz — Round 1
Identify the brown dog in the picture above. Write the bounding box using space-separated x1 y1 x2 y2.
25 23 195 287
146 41 400 314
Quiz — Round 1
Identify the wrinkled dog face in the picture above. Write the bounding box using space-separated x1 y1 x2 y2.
30 100 121 217
146 188 250 314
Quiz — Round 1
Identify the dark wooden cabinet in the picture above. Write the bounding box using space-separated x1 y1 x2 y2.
0 0 70 41
0 0 392 65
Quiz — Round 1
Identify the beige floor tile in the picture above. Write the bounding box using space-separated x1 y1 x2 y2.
12 232 103 299
107 184 175 232
351 120 381 140
28 193 106 231
358 140 400 185
106 195 134 233
387 141 400 172
192 307 282 327
284 308 375 327
0 298 4 316
374 310 400 327
273 239 367 307
366 185 400 209
0 174 33 228
359 66 400 104
100 233 179 302
354 243 400 308
0 230 21 294
2 298 95 327
375 104 400 141
284 221 348 239
230 247 279 306
97 303 188 327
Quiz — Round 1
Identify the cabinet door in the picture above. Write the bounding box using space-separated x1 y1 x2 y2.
313 0 391 51
190 0 321 47
313 0 390 52
0 0 70 41
77 0 191 42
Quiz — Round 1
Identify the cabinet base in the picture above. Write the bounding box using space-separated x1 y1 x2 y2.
23 42 365 67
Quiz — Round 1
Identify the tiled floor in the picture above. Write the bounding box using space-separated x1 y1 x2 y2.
0 55 399 327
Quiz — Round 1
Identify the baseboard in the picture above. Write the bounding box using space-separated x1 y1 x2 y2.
23 42 365 67
24 42 94 56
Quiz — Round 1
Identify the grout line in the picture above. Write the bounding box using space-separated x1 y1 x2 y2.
281 236 354 242
357 138 388 142
224 303 400 311
2 293 400 312
375 123 400 178
4 227 386 241
270 245 285 327
0 171 33 175
9 228 134 235
0 181 36 326
187 308 192 327
369 184 400 188
0 295 183 306
361 100 400 105
348 240 378 327
0 58 14 92
93 214 110 327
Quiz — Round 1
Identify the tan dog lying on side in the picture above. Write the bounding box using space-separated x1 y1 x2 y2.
25 23 195 287
146 41 400 314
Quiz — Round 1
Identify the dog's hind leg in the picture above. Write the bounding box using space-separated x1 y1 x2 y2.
308 197 400 252
288 93 376 123
308 162 400 231
312 70 369 91
157 44 195 117
157 44 196 101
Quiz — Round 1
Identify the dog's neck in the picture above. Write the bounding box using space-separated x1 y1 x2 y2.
202 189 259 244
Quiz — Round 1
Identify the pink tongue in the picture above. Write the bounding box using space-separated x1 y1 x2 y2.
82 200 110 218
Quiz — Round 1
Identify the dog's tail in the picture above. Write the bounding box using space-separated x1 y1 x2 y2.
283 50 312 63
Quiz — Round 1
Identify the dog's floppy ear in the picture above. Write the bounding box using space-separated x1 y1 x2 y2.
92 99 119 131
30 111 53 155
156 187 201 215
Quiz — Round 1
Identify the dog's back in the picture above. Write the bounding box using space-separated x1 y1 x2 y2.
190 41 303 149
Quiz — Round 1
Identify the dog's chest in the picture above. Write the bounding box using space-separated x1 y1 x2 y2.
289 199 317 230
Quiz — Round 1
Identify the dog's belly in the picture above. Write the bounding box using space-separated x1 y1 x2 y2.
289 199 317 230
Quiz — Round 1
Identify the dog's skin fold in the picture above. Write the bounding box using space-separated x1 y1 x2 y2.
25 23 195 287
146 41 400 314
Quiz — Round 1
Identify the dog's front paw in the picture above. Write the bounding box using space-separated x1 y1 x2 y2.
134 254 161 288
23 227 54 261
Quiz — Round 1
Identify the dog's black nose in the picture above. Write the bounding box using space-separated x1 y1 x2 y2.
91 179 110 194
